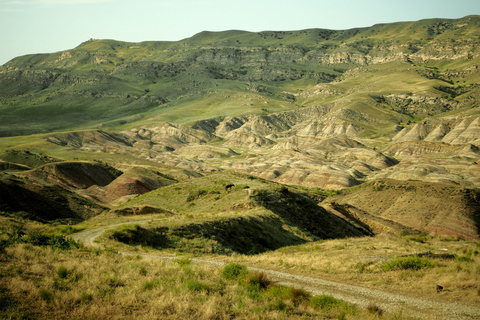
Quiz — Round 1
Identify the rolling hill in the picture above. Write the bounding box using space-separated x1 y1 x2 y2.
1 15 480 242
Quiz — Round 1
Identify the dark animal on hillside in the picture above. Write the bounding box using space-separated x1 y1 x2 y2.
436 285 443 293
225 184 235 191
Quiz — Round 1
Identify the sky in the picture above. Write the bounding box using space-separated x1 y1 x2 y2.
1 0 480 65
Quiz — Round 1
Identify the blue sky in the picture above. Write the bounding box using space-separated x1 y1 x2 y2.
1 0 480 65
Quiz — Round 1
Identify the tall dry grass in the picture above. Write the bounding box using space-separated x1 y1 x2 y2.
222 236 480 306
0 237 419 319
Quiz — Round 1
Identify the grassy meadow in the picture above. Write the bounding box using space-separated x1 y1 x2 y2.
0 216 384 320
1 215 479 319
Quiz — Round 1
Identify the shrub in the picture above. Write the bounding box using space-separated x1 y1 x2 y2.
311 295 344 311
380 256 436 271
290 287 311 306
367 303 384 316
173 257 191 266
409 236 428 243
143 279 160 291
268 299 288 311
80 292 93 303
56 225 84 235
186 279 211 292
21 233 81 250
38 288 53 302
56 266 68 279
186 189 208 202
0 285 16 310
456 250 475 262
222 263 248 281
246 272 271 289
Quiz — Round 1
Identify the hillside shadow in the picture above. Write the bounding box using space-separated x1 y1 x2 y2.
110 215 308 255
110 187 374 256
0 177 101 224
251 188 372 240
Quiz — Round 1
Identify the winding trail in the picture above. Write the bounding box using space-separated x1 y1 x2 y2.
72 220 480 319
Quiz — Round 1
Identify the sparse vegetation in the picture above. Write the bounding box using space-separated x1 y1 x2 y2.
380 256 436 271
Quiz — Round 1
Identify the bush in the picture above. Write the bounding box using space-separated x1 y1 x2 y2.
80 292 93 303
367 303 384 316
186 279 211 292
143 279 160 291
222 263 248 281
186 189 208 202
173 257 191 266
21 233 81 250
409 236 428 243
56 266 68 279
246 272 271 289
311 295 342 311
268 299 288 311
380 256 436 271
311 295 355 314
38 288 53 302
290 287 311 306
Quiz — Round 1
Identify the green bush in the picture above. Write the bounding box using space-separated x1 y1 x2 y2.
311 294 354 314
409 236 428 243
268 299 288 311
456 251 474 262
173 257 191 266
222 263 248 280
186 189 208 202
380 256 436 271
56 266 68 279
21 233 81 250
143 279 160 291
185 279 211 292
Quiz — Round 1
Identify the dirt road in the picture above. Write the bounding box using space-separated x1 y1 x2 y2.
72 220 480 319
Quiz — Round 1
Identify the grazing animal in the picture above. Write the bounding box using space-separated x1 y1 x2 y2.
436 285 443 293
225 184 235 191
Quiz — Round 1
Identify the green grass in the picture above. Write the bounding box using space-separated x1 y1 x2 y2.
380 256 436 271
222 263 248 280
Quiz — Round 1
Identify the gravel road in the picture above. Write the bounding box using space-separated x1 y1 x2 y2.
72 221 480 319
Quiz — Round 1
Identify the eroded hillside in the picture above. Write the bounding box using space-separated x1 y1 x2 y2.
1 16 480 241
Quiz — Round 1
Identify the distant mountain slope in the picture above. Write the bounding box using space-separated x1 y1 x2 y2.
1 16 480 136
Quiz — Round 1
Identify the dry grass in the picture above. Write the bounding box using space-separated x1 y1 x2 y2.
2 216 479 319
0 217 425 320
220 235 480 306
